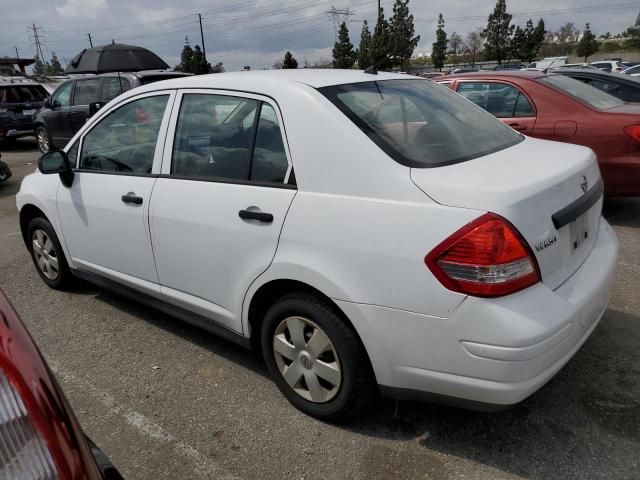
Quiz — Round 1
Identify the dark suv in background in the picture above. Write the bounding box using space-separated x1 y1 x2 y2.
34 70 190 153
0 81 49 146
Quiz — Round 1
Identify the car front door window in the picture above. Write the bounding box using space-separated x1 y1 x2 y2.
79 95 169 174
53 82 72 107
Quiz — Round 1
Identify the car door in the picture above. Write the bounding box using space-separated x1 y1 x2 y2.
46 80 74 146
56 91 175 294
150 90 296 332
69 78 101 134
456 81 537 134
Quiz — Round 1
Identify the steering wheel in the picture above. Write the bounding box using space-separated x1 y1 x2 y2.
129 145 155 174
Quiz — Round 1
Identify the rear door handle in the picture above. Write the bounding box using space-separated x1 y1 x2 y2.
121 192 143 205
508 123 527 132
239 209 273 223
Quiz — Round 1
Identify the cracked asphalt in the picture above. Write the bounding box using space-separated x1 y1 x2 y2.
0 138 638 480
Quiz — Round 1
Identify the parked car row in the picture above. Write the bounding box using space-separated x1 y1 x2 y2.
0 71 189 153
437 70 640 196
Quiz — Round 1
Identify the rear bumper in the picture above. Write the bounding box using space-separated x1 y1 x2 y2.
336 219 618 408
599 155 640 196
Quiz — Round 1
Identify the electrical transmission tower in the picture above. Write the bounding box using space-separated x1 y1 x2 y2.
28 24 46 60
326 6 354 39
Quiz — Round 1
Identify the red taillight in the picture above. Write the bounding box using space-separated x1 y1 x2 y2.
425 213 541 297
624 125 640 143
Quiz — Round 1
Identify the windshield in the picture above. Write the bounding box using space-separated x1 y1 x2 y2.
0 85 48 103
319 79 523 168
539 75 625 110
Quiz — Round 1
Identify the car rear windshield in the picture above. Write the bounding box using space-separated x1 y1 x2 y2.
319 79 523 168
0 85 48 103
539 75 624 110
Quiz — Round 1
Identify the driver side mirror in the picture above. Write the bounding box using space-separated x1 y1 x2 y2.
43 96 52 109
88 102 105 118
38 150 74 187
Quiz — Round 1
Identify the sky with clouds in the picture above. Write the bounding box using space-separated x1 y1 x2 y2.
1 0 638 72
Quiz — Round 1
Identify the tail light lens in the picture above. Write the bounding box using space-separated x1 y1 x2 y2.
0 370 58 479
624 125 640 143
426 213 541 297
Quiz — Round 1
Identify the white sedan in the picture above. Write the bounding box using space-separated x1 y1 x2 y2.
17 70 618 420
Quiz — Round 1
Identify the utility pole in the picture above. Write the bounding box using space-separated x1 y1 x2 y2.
87 33 93 47
198 13 207 64
378 0 381 20
326 6 354 39
14 46 19 57
28 23 46 61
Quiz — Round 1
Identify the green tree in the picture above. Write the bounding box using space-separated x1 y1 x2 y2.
576 23 599 61
283 51 298 69
32 56 48 76
175 44 194 72
47 52 64 75
512 18 545 63
482 0 514 64
370 7 392 70
624 25 640 49
556 22 579 55
191 45 211 74
211 62 224 73
357 20 372 69
333 22 357 69
388 0 420 69
431 13 448 71
464 30 484 66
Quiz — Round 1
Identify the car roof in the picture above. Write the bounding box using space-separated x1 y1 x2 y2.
438 70 545 81
553 68 640 83
128 69 417 96
0 80 46 87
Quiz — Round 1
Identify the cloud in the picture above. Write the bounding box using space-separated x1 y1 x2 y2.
56 0 106 18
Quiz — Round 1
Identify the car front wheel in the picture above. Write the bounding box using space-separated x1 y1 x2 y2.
27 217 72 289
261 293 374 420
35 126 51 154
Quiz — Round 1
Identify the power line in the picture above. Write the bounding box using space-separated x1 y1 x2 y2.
326 6 355 38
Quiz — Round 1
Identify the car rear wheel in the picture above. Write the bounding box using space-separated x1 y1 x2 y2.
27 217 72 289
261 293 374 420
35 126 51 154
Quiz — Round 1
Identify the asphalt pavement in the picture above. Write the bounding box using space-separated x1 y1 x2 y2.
0 138 638 480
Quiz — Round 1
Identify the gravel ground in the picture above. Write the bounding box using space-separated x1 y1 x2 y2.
0 138 638 480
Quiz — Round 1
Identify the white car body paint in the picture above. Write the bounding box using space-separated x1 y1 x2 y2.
17 70 618 408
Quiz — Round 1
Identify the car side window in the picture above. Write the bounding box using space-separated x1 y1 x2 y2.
52 82 73 107
73 79 101 106
172 93 260 181
457 82 534 118
251 104 289 183
101 77 131 103
66 140 80 167
79 95 169 174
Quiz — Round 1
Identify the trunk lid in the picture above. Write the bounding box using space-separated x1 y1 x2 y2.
411 136 602 290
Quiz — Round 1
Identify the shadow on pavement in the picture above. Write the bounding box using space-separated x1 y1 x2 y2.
603 198 640 228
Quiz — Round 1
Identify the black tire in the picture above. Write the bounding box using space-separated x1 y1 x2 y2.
261 292 374 420
27 217 72 289
35 126 51 154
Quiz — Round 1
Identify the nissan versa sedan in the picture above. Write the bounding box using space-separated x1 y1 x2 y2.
438 71 640 196
17 70 618 420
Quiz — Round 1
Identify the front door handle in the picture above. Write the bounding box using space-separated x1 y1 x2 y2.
508 122 527 132
239 209 273 223
121 192 143 205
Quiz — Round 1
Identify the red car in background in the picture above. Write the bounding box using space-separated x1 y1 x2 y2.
437 71 640 196
0 289 122 479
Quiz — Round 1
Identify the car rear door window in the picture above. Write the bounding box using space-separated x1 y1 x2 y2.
0 85 47 103
172 93 262 181
73 79 101 106
457 82 534 117
101 77 131 103
79 95 169 173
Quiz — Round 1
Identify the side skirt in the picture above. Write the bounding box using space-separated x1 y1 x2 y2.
72 269 252 350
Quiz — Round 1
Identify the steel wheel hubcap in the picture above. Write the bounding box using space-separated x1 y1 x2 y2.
37 130 49 153
32 229 59 280
273 316 341 403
